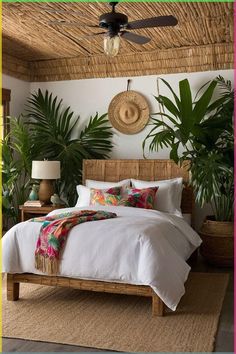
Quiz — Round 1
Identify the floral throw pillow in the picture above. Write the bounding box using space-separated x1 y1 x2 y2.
119 187 158 209
90 187 122 206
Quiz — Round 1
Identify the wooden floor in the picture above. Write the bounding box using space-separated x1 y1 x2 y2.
3 256 233 353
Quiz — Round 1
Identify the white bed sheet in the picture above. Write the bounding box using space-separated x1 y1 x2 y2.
2 205 202 311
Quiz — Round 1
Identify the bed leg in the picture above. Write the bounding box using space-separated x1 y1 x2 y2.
7 274 19 301
152 294 164 316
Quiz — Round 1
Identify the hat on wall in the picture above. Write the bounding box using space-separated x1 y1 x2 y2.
108 90 150 135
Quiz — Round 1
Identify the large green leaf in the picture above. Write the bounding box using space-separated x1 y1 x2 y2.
154 95 180 119
143 76 234 221
192 80 217 123
206 95 230 114
151 112 180 126
159 78 181 111
179 79 193 133
170 142 180 163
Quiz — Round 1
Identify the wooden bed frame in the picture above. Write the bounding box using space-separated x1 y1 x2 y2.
7 159 194 316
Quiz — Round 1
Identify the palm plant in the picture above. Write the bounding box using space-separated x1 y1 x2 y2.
25 89 114 206
2 117 34 228
2 138 19 228
143 76 233 221
2 89 114 227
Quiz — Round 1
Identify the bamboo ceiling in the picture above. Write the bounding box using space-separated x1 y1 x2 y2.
2 2 233 82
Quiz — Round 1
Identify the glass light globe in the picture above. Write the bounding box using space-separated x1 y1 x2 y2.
104 35 120 57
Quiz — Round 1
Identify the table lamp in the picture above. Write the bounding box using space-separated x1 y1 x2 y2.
32 160 61 204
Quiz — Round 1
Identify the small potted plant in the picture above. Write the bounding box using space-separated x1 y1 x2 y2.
143 76 234 266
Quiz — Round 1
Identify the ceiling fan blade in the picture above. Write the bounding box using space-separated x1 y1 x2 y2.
127 16 178 30
48 20 100 28
121 31 151 45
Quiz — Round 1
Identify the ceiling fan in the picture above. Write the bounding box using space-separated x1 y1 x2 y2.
48 2 178 57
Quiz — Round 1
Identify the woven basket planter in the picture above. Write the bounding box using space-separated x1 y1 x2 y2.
199 218 234 267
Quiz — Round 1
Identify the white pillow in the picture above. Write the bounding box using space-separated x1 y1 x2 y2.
75 185 91 207
131 178 183 217
86 179 130 191
75 180 130 207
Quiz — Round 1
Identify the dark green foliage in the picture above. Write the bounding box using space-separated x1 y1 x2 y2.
2 117 35 228
25 89 113 206
143 76 234 221
2 89 113 227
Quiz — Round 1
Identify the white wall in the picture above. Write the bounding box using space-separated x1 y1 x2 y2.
4 69 234 229
3 69 233 159
2 74 30 117
30 69 234 160
30 69 234 229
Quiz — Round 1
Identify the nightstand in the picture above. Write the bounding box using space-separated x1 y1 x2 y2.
19 205 65 222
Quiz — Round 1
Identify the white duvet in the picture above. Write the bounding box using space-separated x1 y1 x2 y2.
2 205 202 311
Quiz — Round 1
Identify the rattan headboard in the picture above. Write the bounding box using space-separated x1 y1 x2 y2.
83 159 194 215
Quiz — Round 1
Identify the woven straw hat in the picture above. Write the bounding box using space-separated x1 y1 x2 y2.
108 91 150 134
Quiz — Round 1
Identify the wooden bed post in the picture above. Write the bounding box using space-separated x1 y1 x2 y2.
7 274 20 301
152 294 164 316
6 273 165 316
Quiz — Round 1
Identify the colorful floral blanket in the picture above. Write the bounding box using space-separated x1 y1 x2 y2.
31 210 117 275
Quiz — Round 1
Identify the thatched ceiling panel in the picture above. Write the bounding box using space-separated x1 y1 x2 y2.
28 43 233 82
2 2 233 81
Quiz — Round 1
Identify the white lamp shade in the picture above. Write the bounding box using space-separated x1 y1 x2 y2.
32 161 61 180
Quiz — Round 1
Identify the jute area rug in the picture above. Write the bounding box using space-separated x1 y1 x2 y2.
3 272 228 352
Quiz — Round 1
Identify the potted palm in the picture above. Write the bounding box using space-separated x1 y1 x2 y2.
2 117 34 230
143 76 233 266
25 89 114 206
2 89 114 228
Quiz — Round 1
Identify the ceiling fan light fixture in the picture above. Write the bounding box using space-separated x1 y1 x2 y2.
104 34 120 57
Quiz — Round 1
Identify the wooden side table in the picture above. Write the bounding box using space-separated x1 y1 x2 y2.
19 205 65 222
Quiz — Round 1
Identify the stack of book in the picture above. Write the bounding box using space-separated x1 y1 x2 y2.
24 200 44 207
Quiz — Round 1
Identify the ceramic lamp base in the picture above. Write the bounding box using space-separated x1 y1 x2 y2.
38 179 54 204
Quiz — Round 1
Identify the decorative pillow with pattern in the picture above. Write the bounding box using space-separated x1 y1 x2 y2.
90 187 122 206
119 187 158 209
